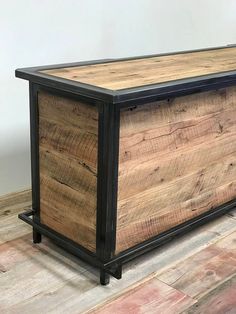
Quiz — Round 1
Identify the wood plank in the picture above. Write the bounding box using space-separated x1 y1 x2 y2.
0 190 31 217
118 154 236 223
116 86 236 253
38 91 98 252
119 106 236 167
0 235 41 272
158 232 236 298
0 235 96 312
0 215 31 245
183 275 236 314
0 190 32 245
117 181 236 253
118 135 236 201
42 47 236 90
88 278 196 314
119 88 233 138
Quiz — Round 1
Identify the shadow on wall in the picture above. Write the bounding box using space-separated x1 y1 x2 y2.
0 146 31 196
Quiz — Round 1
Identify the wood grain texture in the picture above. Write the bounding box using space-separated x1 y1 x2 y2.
42 47 236 90
38 91 98 252
183 274 236 314
0 190 31 245
158 231 236 298
116 86 236 253
89 231 236 314
89 278 196 314
0 189 31 217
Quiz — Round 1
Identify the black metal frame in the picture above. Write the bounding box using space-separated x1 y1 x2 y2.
16 44 236 285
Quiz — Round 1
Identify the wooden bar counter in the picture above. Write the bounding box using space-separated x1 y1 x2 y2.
16 45 236 284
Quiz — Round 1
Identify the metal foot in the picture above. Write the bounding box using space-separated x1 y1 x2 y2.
100 269 110 285
33 228 42 243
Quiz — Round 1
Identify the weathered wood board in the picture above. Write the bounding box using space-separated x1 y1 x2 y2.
157 231 236 298
116 86 236 253
41 47 236 90
89 278 196 314
183 274 236 314
0 190 31 217
38 91 98 252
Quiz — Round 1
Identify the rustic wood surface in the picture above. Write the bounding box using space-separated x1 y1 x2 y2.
183 275 236 314
0 191 235 313
0 190 31 245
90 278 196 314
158 232 236 298
42 47 236 90
116 86 236 253
0 190 31 217
38 91 98 252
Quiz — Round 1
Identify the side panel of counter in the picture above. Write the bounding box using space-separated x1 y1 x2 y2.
38 90 98 252
116 86 236 253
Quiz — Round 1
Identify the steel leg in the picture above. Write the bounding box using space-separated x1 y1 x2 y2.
33 228 42 243
100 269 110 285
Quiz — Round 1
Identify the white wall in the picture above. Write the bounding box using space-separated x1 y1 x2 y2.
0 0 236 196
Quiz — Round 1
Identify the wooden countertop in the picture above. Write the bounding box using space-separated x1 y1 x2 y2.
41 47 236 91
16 46 236 104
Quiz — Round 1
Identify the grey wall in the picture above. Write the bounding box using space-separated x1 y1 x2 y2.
1 0 236 196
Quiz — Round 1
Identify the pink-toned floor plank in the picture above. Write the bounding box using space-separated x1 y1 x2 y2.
90 278 196 314
184 275 236 314
158 232 236 298
0 234 38 271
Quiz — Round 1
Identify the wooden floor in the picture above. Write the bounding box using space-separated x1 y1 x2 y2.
0 190 236 314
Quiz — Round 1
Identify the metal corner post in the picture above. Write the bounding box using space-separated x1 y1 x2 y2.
96 101 120 284
29 82 41 243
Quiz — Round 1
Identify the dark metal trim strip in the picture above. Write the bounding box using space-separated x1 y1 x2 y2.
29 83 40 225
16 70 116 102
115 71 236 105
96 103 120 262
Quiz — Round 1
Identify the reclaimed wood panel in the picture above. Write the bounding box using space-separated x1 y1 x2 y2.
116 86 236 253
38 91 98 252
42 47 236 90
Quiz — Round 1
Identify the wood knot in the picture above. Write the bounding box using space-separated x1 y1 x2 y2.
218 122 223 133
206 270 214 276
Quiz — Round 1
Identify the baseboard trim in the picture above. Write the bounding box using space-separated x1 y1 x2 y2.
0 189 32 216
